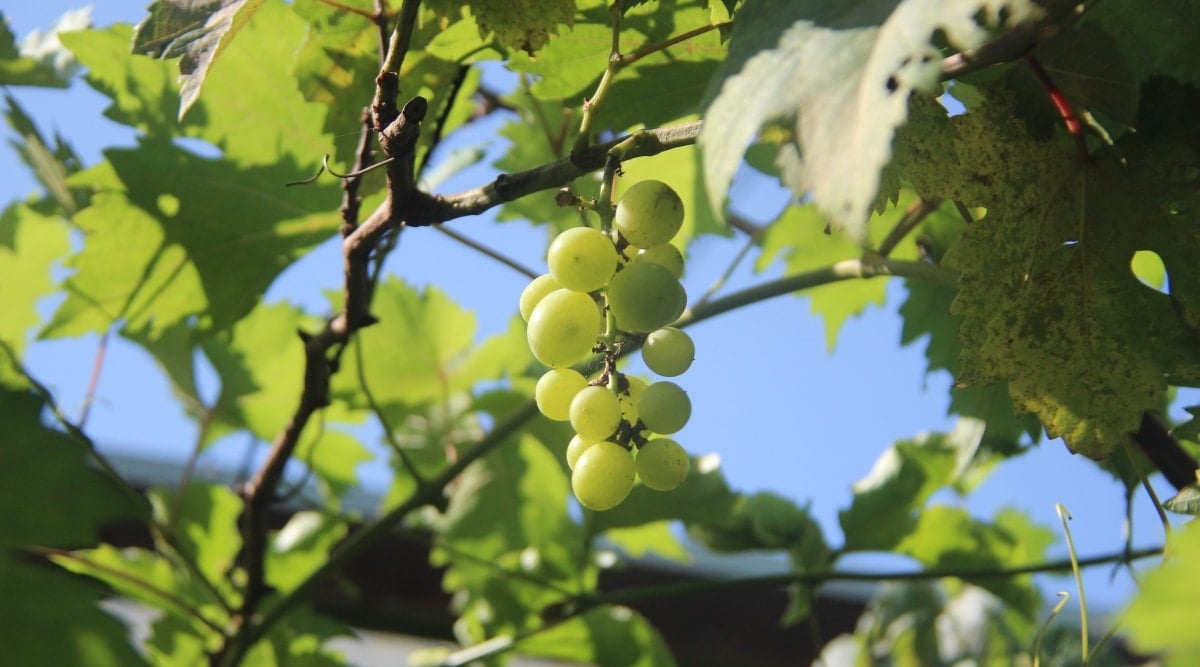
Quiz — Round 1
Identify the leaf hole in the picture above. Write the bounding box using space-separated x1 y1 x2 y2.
1130 250 1169 294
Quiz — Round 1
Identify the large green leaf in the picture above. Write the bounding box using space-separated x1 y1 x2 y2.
43 144 339 339
0 389 145 666
896 506 1053 619
755 194 922 350
701 0 1039 238
133 0 266 119
929 83 1200 459
1087 0 1200 87
149 481 243 593
332 278 532 416
0 205 69 361
517 605 677 667
428 0 578 54
266 511 350 594
201 301 320 441
839 435 958 552
1123 519 1200 664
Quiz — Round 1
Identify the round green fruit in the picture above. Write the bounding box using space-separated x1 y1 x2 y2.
572 441 636 510
615 180 685 247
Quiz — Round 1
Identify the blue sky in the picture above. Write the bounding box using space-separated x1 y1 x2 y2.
2 1 1182 615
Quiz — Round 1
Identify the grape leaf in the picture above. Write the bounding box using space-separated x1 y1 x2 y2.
0 388 145 666
43 144 339 339
0 206 69 360
266 512 349 594
517 605 677 667
331 278 532 417
149 481 243 590
50 544 225 631
69 9 333 169
1034 20 1139 127
701 0 1039 238
1123 518 1200 663
510 0 717 104
896 506 1052 619
201 301 319 442
932 84 1200 459
602 521 690 562
467 0 577 54
1087 0 1200 87
132 0 266 119
755 194 922 350
839 435 958 552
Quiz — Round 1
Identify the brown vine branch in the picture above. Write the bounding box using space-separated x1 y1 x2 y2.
421 120 702 225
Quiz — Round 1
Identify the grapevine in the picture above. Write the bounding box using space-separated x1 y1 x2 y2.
522 179 697 510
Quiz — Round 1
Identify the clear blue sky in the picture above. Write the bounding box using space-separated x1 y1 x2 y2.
2 1 1182 614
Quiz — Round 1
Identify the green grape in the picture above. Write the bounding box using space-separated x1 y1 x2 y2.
547 226 619 292
535 368 587 421
520 273 561 322
566 434 593 470
633 243 684 279
614 180 684 247
572 441 635 510
569 385 622 442
636 438 689 491
638 381 690 434
526 289 602 367
619 375 647 424
642 327 694 377
607 262 686 333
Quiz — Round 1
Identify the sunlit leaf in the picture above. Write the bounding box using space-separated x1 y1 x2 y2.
133 0 266 119
701 0 1039 238
0 388 144 665
1123 519 1200 664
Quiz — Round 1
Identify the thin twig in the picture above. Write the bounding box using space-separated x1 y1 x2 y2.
876 197 942 258
433 225 540 278
619 21 730 67
77 329 109 429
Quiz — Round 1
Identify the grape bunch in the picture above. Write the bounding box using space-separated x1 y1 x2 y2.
521 180 696 511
